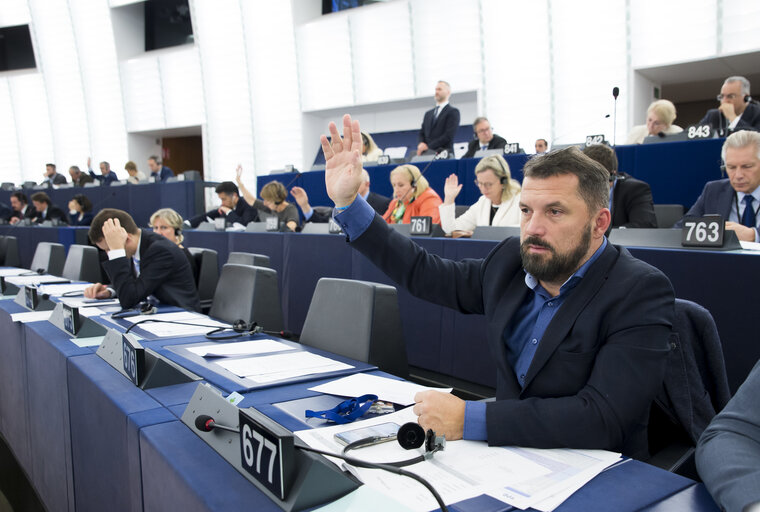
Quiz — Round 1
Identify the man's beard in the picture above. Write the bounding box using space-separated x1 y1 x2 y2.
520 226 592 284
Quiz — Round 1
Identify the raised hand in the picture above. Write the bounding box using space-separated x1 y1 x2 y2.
290 186 310 210
235 164 243 186
323 114 363 207
87 157 91 169
443 173 462 205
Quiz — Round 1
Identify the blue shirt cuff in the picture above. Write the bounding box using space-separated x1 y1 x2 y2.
334 195 375 241
303 209 313 221
463 400 488 441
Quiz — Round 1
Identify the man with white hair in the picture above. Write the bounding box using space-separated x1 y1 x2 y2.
699 76 760 135
678 130 760 241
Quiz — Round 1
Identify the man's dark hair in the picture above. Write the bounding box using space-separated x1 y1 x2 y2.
46 163 56 170
215 181 239 196
582 144 618 174
30 192 51 205
148 155 160 164
11 191 27 204
72 194 93 212
89 208 139 243
523 147 610 212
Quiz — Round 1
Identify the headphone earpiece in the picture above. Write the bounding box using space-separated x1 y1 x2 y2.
397 422 444 453
745 95 752 103
232 319 251 332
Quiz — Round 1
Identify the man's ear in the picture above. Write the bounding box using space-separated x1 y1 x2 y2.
593 208 611 237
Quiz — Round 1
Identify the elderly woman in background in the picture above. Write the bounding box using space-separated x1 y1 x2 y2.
626 99 683 144
149 207 198 281
68 194 94 226
125 161 148 183
361 131 383 162
383 164 442 224
439 154 521 236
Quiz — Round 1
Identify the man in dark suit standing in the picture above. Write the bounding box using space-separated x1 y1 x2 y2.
582 144 656 229
322 114 674 460
40 163 68 186
417 81 460 157
462 117 507 158
699 76 760 136
84 208 200 311
30 192 67 224
678 130 760 242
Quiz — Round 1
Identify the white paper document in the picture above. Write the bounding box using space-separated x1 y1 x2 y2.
6 275 69 286
739 240 760 251
308 373 452 406
10 311 53 323
0 268 28 277
61 297 121 308
215 351 353 383
70 335 105 348
186 339 294 358
295 408 621 512
123 311 229 338
79 307 106 318
36 283 90 297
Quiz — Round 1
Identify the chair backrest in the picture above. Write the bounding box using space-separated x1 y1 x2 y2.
1 182 15 191
654 204 684 228
648 298 731 475
454 204 469 217
62 245 101 282
209 263 283 330
299 278 409 378
0 236 20 267
188 247 219 310
227 251 270 268
30 242 65 276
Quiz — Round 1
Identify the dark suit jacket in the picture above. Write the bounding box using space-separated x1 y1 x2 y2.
611 173 657 228
699 102 760 135
152 166 174 182
102 230 200 311
69 211 94 226
33 205 67 224
366 191 392 215
188 199 260 228
10 204 37 223
418 104 460 154
41 173 68 186
351 215 674 459
72 173 94 187
89 169 119 185
462 134 508 159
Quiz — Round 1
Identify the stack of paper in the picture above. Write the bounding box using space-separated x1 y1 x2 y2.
295 407 621 512
5 275 69 286
0 269 28 277
215 351 353 383
123 311 229 337
186 339 294 358
37 283 90 297
308 373 452 406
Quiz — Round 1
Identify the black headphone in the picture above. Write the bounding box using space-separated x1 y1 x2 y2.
342 422 445 468
406 166 418 190
745 94 752 103
205 319 256 340
481 156 509 185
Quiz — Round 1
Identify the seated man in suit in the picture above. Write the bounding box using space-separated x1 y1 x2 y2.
678 130 760 241
9 191 36 225
147 155 174 182
462 117 507 158
187 181 259 228
699 76 760 136
323 114 674 460
40 163 68 186
68 165 94 187
88 157 119 185
417 81 460 157
30 192 67 224
582 144 656 229
291 169 391 223
697 360 760 512
84 208 200 311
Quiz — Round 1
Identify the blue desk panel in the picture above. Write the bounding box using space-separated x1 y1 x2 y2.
639 482 718 511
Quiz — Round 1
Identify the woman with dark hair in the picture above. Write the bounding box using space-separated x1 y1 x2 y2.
68 194 94 226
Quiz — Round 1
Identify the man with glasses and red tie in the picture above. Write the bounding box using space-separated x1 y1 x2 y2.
677 130 760 241
699 76 760 136
462 117 507 158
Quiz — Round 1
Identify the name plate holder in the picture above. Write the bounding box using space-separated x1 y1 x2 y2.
181 383 359 512
48 302 108 338
96 328 200 389
0 277 19 296
14 285 56 311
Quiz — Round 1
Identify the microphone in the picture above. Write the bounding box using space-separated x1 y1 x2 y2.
282 171 302 191
191 415 450 511
393 150 446 207
195 414 240 433
612 86 620 146
251 325 294 339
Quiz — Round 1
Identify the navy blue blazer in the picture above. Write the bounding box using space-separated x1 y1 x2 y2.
89 169 119 185
678 178 759 238
462 134 507 159
418 104 460 154
69 211 94 226
699 102 760 135
611 173 657 229
102 230 200 311
152 165 174 181
351 214 674 459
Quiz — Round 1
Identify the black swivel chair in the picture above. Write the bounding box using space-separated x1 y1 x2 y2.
647 298 731 480
61 245 101 282
299 278 409 378
654 204 684 228
208 263 283 331
227 251 270 268
187 247 219 312
0 236 20 267
30 242 65 276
